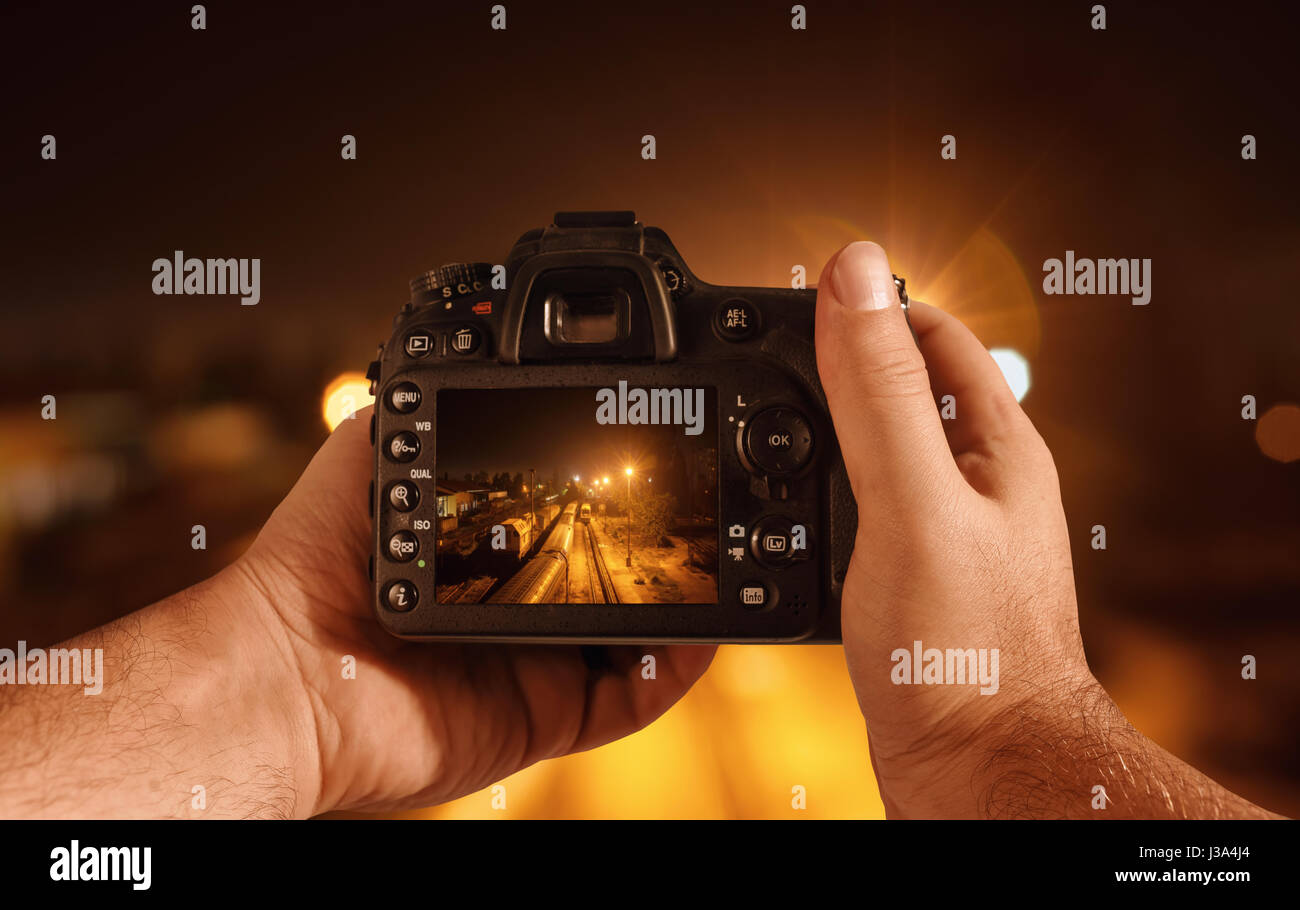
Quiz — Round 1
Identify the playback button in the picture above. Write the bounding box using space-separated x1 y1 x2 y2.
404 332 434 358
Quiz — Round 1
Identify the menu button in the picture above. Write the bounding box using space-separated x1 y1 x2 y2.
388 382 422 414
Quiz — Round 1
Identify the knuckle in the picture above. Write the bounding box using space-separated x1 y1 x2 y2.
841 345 932 401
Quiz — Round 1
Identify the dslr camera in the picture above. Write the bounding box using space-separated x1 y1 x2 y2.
365 212 911 643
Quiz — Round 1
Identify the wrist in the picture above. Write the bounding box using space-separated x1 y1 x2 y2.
869 666 1107 818
215 556 326 817
0 561 324 818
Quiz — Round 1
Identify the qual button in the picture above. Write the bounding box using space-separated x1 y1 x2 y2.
388 481 419 512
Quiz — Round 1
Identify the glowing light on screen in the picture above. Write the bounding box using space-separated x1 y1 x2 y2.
322 372 375 430
988 348 1031 402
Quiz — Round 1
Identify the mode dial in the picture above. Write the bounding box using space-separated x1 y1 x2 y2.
409 262 492 305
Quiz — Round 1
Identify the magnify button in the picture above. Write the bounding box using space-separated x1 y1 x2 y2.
388 481 419 512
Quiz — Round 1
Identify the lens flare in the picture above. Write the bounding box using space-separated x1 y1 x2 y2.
988 348 1031 402
322 372 374 430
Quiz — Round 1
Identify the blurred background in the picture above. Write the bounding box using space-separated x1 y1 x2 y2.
1 0 1297 817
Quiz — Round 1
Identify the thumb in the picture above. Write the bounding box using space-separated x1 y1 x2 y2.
814 242 958 509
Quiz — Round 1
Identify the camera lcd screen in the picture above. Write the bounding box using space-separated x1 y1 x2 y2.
434 386 719 605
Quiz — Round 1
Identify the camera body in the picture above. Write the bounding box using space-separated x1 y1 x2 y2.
365 212 909 643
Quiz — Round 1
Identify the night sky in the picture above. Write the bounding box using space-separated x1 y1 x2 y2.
436 387 716 483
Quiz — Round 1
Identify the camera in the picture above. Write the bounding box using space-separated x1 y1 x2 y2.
364 212 911 643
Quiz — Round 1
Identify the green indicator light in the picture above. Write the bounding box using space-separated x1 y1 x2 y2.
417 559 426 568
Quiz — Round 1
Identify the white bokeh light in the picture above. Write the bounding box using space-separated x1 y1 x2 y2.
988 348 1031 402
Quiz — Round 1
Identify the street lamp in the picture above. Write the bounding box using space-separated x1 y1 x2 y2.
624 466 634 567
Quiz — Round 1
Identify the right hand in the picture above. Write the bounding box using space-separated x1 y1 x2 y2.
815 241 1093 817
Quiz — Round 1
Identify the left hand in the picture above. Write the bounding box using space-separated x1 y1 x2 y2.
237 406 715 815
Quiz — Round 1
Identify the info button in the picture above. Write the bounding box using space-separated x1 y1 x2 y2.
739 580 774 611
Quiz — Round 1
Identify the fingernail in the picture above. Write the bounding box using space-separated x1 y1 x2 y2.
829 241 898 311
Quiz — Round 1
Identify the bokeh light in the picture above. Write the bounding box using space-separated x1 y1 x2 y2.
322 372 375 430
988 348 1032 402
1256 403 1300 463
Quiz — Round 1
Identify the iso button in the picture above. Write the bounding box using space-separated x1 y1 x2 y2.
387 531 419 562
742 407 813 475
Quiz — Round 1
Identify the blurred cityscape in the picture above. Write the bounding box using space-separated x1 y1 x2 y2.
1 1 1297 817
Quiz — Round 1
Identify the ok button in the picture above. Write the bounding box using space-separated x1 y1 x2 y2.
741 407 814 475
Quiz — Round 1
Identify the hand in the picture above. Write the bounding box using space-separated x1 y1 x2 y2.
237 407 715 815
814 241 1275 819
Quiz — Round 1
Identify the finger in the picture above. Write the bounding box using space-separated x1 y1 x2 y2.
814 242 960 509
253 404 374 579
566 644 716 755
904 301 1042 495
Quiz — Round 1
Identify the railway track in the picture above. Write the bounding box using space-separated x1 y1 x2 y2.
440 576 495 604
584 522 619 604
